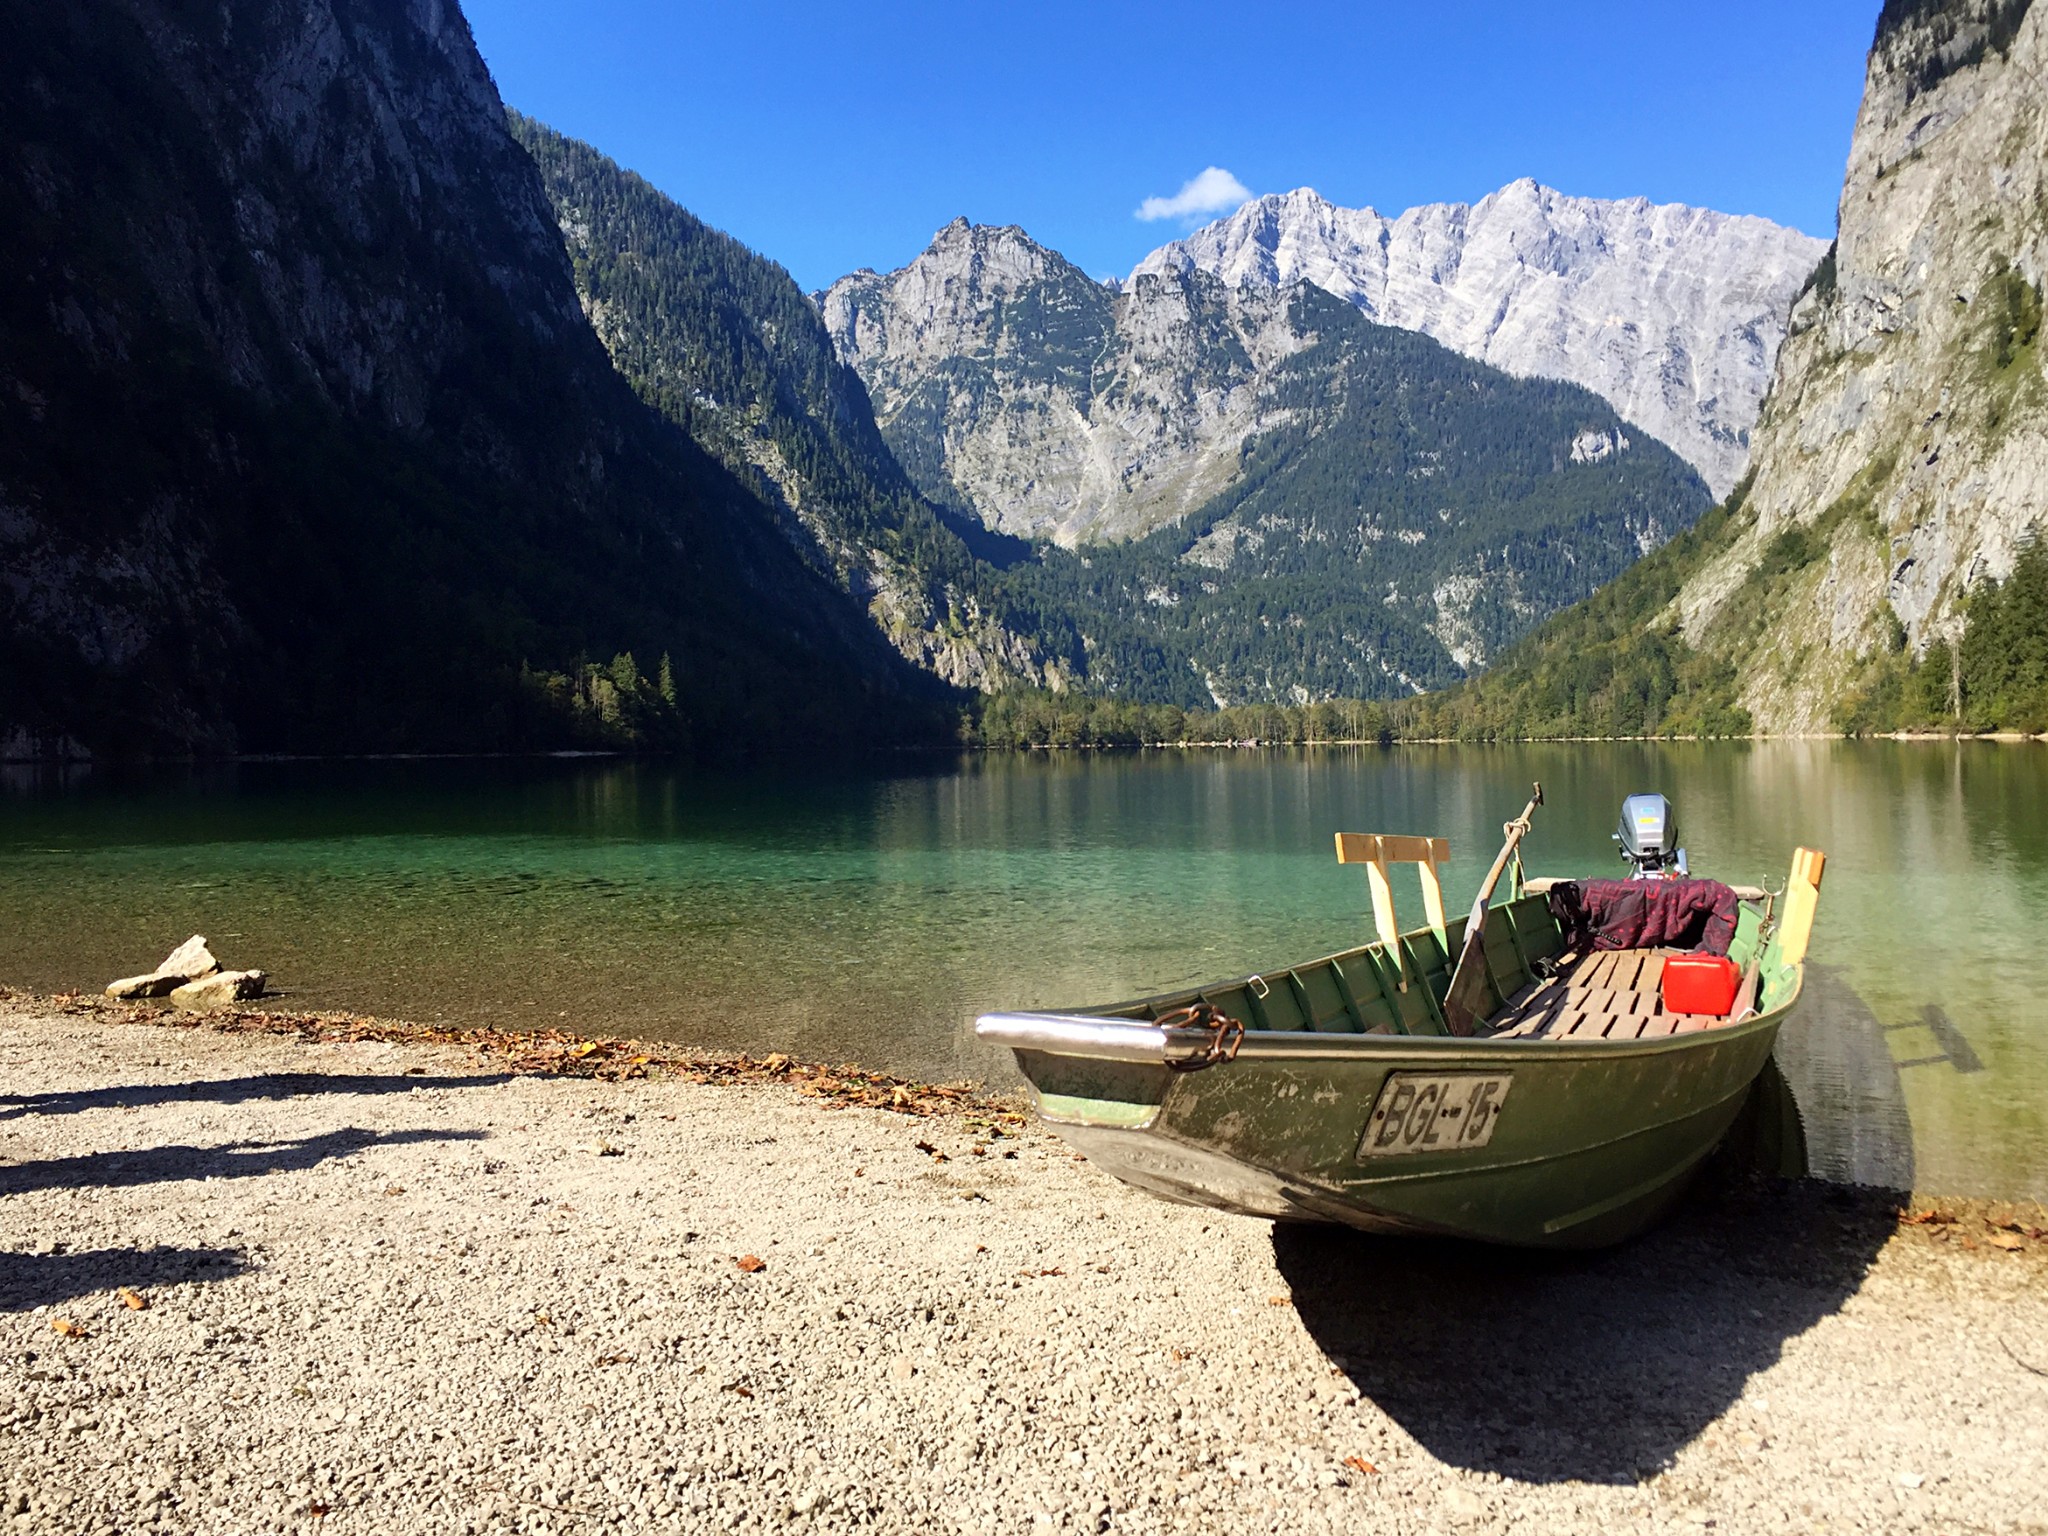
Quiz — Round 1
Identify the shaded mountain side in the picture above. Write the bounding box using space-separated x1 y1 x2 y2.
1381 479 1763 740
504 115 1054 693
0 0 939 759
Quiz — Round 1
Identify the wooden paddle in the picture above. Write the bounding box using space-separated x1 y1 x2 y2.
1439 782 1544 1037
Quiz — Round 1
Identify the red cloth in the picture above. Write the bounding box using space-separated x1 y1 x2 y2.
1546 878 1740 956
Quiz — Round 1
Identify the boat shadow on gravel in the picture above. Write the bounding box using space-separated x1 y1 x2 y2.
0 1244 251 1314
0 1071 515 1122
1272 1172 1901 1485
0 1125 487 1197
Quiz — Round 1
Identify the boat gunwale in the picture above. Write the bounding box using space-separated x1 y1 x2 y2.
978 886 1797 1064
975 992 1797 1065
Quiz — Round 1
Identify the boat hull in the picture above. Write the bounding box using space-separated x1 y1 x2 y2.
981 878 1810 1248
999 1017 1785 1248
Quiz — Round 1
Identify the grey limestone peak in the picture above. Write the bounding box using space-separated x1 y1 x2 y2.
1131 178 1830 497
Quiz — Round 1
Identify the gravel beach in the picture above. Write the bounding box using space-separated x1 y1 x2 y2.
2 999 2044 1536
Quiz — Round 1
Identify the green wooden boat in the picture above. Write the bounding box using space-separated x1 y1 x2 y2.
977 799 1827 1249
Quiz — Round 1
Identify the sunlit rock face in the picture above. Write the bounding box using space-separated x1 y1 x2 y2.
1133 180 1828 498
1667 0 2048 732
821 220 1320 547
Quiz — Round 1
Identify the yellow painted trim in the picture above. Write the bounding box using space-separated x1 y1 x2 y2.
1777 846 1826 967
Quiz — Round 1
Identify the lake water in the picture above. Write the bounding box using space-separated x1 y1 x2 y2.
3 743 2043 1200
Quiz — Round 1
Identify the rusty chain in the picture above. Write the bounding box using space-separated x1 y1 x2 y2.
1155 1001 1245 1071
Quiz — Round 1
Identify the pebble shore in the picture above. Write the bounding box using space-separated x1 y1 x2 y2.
2 999 2044 1536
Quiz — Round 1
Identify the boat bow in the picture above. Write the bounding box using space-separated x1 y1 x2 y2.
976 1011 1229 1069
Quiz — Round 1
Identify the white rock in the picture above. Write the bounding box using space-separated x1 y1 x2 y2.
157 935 219 979
105 935 222 999
168 969 266 1011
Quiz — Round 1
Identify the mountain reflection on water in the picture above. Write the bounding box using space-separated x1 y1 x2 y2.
1 741 2040 1199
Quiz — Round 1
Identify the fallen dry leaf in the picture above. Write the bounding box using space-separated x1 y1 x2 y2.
735 1254 767 1274
1344 1455 1379 1477
50 1317 87 1339
761 1053 790 1074
725 1382 755 1398
117 1287 148 1311
1987 1230 2026 1251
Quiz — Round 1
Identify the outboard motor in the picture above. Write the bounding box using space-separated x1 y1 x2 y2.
1615 793 1688 879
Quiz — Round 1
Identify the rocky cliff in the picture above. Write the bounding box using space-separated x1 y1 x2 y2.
1669 0 2044 732
820 222 1321 546
1133 181 1828 498
0 0 929 756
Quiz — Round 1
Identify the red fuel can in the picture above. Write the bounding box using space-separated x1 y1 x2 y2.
1661 954 1742 1017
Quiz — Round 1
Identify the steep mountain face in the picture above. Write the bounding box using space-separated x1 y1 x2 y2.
507 116 1051 693
1132 181 1828 497
0 0 930 757
1409 0 2047 741
994 284 1713 701
1668 0 2045 732
821 222 1321 546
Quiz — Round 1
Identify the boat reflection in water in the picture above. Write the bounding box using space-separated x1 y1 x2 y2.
1746 963 1918 1191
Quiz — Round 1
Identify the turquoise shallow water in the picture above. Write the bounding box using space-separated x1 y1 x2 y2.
2 743 2043 1199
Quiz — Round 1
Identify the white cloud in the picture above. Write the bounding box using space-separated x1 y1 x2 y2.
1135 167 1254 223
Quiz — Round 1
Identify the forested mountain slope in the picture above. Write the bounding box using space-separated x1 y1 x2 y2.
0 0 935 758
990 285 1715 702
819 222 1711 700
507 116 1054 694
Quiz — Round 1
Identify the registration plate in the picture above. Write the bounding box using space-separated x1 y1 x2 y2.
1356 1072 1512 1159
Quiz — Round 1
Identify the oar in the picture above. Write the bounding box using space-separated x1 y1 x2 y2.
1440 783 1544 1037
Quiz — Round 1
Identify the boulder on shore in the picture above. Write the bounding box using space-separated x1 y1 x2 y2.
104 935 223 1000
158 936 219 979
169 970 266 1012
104 972 186 1001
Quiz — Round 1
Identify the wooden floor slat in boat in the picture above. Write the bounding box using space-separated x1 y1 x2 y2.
1489 947 1728 1040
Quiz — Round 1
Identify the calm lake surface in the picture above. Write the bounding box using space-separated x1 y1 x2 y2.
3 744 2043 1200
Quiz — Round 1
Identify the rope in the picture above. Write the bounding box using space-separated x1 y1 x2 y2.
1155 1002 1245 1071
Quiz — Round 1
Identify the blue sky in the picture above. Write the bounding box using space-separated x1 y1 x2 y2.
464 0 1879 293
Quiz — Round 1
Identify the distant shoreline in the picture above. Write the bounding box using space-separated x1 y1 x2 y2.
5 731 2046 769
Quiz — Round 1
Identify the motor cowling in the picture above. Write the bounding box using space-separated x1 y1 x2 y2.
1616 793 1687 878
